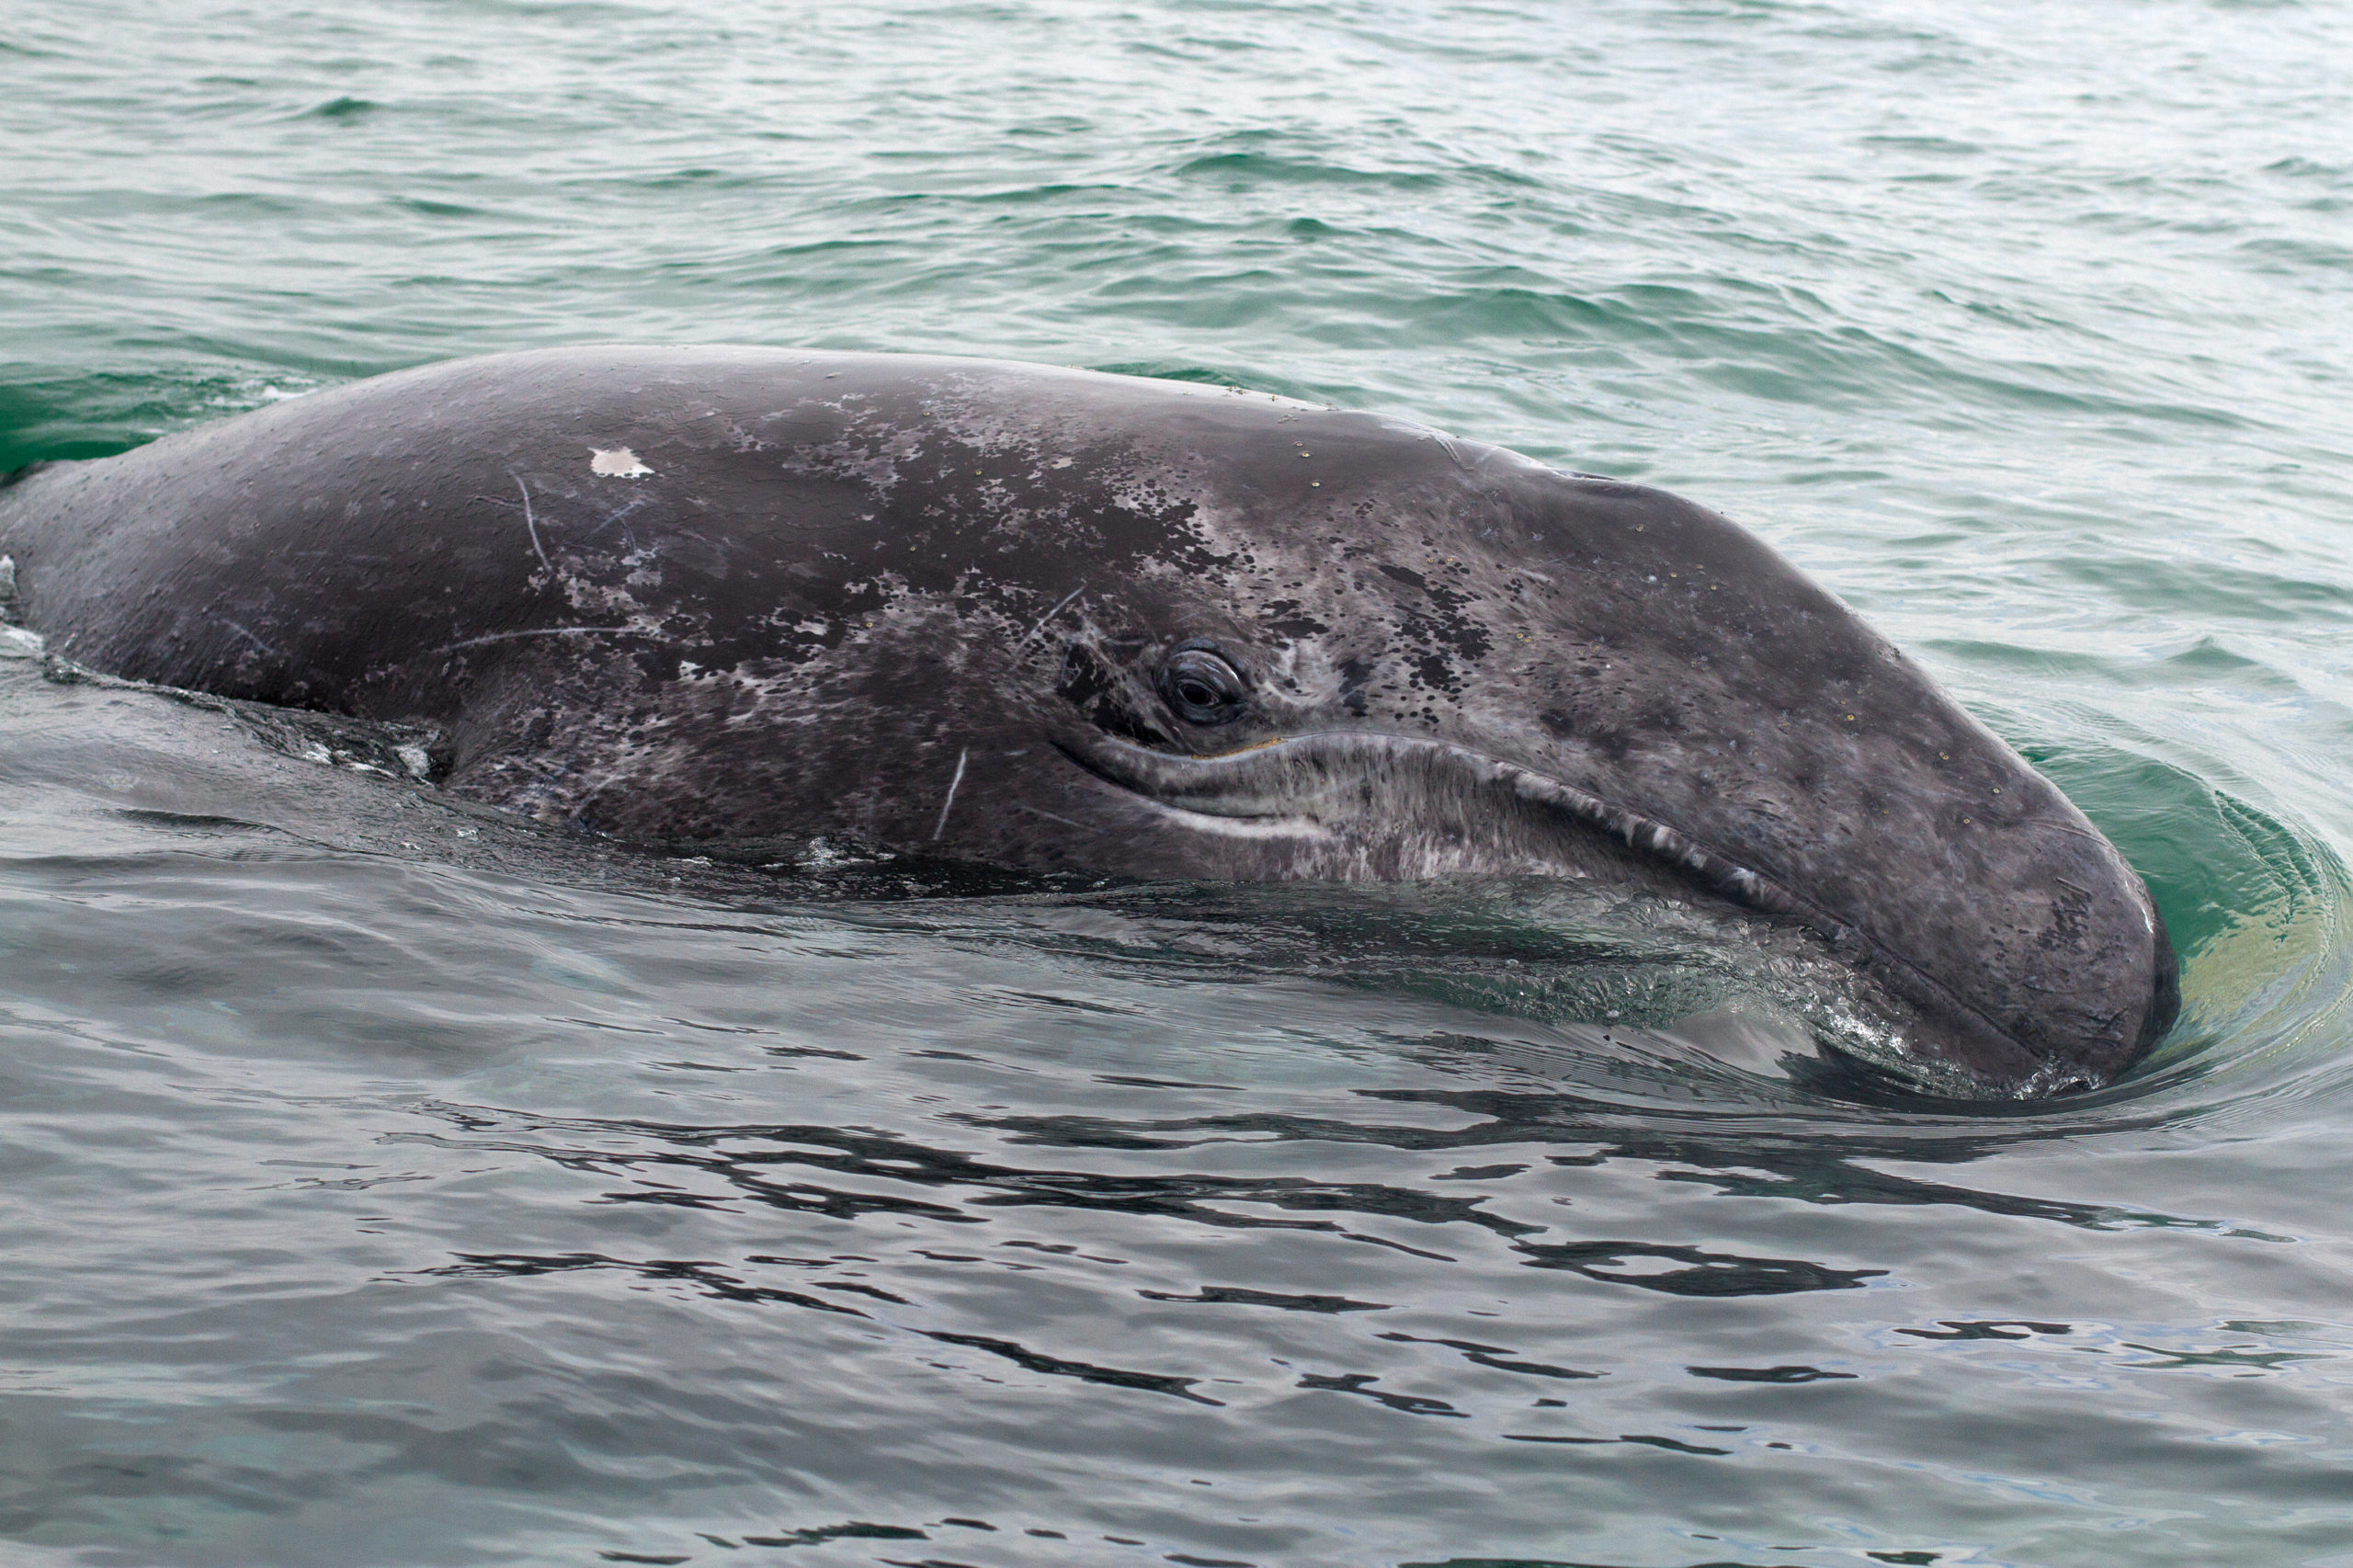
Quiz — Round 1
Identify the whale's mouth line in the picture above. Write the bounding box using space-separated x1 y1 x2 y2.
1061 727 1814 911
1055 727 2052 1091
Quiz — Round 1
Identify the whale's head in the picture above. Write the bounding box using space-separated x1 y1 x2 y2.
912 381 2183 1097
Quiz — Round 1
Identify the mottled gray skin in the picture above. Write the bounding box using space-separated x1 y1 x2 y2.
0 346 2176 1095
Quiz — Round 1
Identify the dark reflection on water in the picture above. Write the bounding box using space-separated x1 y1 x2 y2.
397 1102 1896 1300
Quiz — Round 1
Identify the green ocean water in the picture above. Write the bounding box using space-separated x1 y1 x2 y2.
4 1 2353 1564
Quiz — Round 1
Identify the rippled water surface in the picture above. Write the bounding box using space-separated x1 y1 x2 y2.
6 2 2353 1563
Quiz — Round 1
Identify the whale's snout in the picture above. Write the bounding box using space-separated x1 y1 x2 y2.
1839 787 2179 1094
1425 471 2189 1096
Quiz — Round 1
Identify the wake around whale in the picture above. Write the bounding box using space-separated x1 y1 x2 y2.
0 347 2177 1096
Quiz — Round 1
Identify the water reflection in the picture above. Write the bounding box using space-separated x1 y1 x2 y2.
6 653 2352 1565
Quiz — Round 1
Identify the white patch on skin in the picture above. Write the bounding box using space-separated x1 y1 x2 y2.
590 447 654 478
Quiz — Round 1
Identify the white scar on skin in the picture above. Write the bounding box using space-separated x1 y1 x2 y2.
933 746 969 840
1012 801 1086 831
1019 585 1086 647
589 447 654 478
219 618 283 657
427 626 662 655
513 475 550 570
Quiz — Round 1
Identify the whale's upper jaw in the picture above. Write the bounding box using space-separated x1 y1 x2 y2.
1049 717 2176 1098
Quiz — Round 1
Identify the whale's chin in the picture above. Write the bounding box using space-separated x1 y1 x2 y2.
1053 725 2173 1099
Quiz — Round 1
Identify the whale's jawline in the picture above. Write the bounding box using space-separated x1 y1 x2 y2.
1055 727 2056 1094
1069 728 1804 908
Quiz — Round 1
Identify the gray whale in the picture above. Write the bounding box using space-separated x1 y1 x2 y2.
0 346 2177 1094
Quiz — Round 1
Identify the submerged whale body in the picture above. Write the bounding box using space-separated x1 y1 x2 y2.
0 347 2177 1095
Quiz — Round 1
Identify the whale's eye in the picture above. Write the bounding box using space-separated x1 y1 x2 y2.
1159 644 1248 725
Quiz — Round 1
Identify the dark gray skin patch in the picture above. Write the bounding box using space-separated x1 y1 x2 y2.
0 346 2177 1096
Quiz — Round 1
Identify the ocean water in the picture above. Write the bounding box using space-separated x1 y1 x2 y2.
4 1 2353 1564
